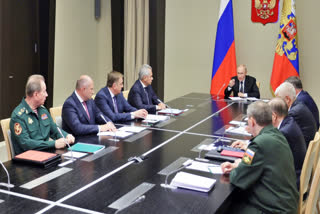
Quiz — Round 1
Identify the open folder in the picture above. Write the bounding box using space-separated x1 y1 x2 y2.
170 171 216 192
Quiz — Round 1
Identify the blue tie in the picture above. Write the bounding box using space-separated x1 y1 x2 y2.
240 81 244 93
144 88 150 105
113 96 119 113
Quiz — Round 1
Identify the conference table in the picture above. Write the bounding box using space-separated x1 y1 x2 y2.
0 93 253 214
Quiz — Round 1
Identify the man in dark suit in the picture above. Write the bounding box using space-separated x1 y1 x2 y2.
285 76 319 129
269 97 306 187
128 64 166 114
62 75 116 136
275 82 317 147
95 71 148 122
224 64 260 99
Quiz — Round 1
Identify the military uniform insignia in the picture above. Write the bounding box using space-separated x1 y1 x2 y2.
41 113 48 120
14 123 22 135
28 117 33 124
242 148 255 165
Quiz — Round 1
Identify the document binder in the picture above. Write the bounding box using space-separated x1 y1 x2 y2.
205 149 238 162
13 150 61 168
68 142 105 154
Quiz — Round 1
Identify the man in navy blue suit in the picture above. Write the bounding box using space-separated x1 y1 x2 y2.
275 82 317 147
95 71 148 122
285 76 319 129
128 64 166 114
269 97 306 187
224 64 260 99
62 75 116 136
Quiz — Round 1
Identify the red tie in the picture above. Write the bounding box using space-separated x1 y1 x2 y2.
82 101 90 120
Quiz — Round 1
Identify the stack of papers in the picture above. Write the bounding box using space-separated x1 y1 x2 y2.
97 130 133 138
170 172 216 192
118 126 146 133
225 126 252 136
142 114 169 124
229 97 245 101
229 120 246 126
158 108 184 116
186 161 222 174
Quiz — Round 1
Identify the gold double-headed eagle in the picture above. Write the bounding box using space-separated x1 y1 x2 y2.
255 0 276 19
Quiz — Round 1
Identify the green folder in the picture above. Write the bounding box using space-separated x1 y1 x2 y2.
68 142 105 153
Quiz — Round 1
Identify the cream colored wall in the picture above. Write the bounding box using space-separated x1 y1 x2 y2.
165 0 320 107
54 0 112 106
164 0 217 102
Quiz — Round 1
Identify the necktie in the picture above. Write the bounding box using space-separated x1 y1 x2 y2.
82 101 90 120
113 96 119 113
240 81 244 93
144 88 150 105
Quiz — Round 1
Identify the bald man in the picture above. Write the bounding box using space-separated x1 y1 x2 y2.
62 75 116 136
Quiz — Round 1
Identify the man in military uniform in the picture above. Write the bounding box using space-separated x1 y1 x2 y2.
221 101 298 214
10 75 75 155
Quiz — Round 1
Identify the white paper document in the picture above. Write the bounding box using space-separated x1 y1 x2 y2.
246 97 260 101
229 120 246 126
198 144 215 151
97 130 133 138
208 166 223 174
228 97 245 101
170 172 216 192
62 151 88 159
186 161 221 174
158 108 183 115
226 126 251 136
142 114 170 124
118 126 147 133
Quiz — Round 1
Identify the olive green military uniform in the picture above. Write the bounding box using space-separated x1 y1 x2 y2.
229 125 298 214
10 98 68 155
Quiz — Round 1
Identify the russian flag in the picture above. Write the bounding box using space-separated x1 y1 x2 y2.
270 0 299 93
210 0 237 97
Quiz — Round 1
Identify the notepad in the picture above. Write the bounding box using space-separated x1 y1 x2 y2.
170 172 216 192
68 143 105 154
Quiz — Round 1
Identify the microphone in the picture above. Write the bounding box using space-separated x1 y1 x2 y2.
100 114 108 124
216 83 226 100
0 160 14 188
57 127 74 162
157 99 174 116
114 195 146 214
195 146 209 162
100 114 119 142
161 160 193 189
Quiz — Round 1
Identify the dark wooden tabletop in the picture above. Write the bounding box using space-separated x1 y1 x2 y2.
0 93 252 214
